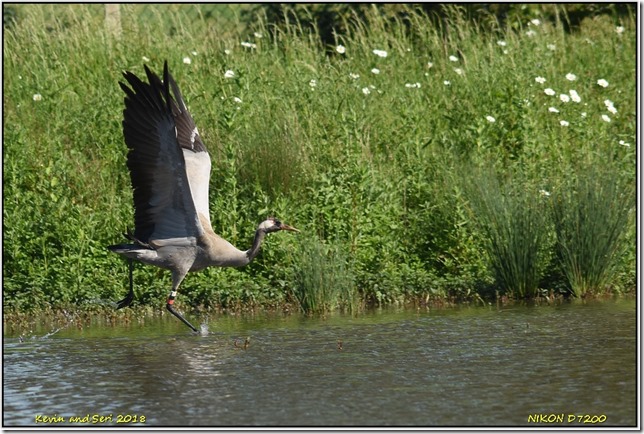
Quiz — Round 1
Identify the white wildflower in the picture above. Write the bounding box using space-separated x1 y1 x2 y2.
362 87 371 95
565 73 577 81
241 41 257 49
427 62 434 68
544 88 556 96
254 32 263 38
526 30 537 37
224 70 235 78
547 44 556 51
615 26 625 34
191 51 198 56
443 80 451 86
224 49 231 55
601 114 611 122
581 112 587 118
548 107 559 113
454 68 463 75
449 55 458 62
372 49 388 58
603 99 618 114
32 93 42 101
309 79 317 88
371 68 380 74
183 57 191 65
405 82 421 89
569 89 581 103
539 189 551 197
535 76 546 84
559 94 570 103
349 73 360 80
497 40 507 46
619 140 630 147
560 120 569 127
233 97 242 103
530 19 541 26
597 79 609 88
486 115 496 123
142 56 150 62
336 45 346 54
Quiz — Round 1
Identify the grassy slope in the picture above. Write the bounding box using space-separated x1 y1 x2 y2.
3 4 636 314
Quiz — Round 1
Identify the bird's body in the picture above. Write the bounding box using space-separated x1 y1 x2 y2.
109 62 297 331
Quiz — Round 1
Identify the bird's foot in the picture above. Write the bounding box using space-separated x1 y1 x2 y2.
166 302 198 332
115 290 134 309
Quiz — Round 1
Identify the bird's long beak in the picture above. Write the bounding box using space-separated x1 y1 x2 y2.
280 223 300 232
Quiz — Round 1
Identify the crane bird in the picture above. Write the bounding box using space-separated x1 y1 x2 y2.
108 61 298 332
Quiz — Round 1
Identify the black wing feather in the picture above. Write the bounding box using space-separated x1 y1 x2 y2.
165 68 208 153
119 61 204 244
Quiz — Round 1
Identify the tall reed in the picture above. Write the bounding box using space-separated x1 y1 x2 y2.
551 168 633 297
290 235 357 315
465 168 550 298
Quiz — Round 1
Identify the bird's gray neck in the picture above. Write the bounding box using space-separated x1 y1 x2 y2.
245 229 267 262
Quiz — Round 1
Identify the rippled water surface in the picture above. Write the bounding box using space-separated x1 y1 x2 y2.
3 299 637 427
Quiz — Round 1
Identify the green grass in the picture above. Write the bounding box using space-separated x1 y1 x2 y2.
3 4 636 314
551 166 634 297
290 234 357 315
464 167 551 298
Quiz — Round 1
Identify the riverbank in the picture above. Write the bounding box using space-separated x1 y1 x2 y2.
3 5 636 317
4 292 633 338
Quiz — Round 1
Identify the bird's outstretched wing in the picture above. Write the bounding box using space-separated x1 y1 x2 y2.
119 61 212 246
163 64 213 232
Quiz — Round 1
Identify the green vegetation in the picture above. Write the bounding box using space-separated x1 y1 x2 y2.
3 4 636 317
465 168 551 298
291 234 357 315
551 166 634 297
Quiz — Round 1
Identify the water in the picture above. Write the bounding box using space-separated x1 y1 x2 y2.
3 299 637 427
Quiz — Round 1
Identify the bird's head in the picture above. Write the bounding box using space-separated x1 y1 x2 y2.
258 217 299 234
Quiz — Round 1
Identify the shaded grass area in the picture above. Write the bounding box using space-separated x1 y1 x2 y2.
3 4 636 317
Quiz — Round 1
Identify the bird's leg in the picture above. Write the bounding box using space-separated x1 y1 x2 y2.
166 271 198 332
116 258 135 309
166 291 198 332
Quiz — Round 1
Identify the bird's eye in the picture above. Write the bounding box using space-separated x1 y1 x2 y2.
274 219 282 226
